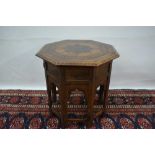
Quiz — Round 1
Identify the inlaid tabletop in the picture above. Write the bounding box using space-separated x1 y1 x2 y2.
36 40 119 66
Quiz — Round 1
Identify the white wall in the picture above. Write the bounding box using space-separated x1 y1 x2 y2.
0 26 155 90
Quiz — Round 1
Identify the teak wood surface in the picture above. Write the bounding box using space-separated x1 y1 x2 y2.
36 40 119 66
36 40 119 128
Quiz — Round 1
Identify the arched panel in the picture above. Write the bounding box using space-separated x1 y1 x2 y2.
50 83 59 104
96 84 105 105
69 89 86 105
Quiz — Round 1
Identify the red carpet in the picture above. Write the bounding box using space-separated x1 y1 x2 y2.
0 89 155 129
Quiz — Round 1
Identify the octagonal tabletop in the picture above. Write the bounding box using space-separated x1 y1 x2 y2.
36 40 119 66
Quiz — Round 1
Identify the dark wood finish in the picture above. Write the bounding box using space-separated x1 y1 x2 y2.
36 40 119 128
36 40 119 66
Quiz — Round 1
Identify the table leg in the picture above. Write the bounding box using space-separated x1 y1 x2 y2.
44 61 53 115
51 83 57 103
86 86 96 128
59 86 68 129
46 80 52 115
98 85 104 104
103 62 112 112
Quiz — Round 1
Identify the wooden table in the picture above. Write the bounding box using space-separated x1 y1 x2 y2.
36 40 119 128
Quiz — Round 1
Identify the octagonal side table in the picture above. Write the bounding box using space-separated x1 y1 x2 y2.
36 40 119 128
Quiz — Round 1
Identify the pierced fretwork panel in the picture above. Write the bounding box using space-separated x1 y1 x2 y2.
50 84 59 104
69 89 86 105
96 85 105 105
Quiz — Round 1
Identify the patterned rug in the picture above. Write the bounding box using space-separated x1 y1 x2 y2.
0 89 155 129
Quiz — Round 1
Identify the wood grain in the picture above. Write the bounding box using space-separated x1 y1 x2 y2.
36 40 119 66
36 40 120 128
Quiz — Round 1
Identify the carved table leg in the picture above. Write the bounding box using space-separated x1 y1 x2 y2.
98 85 104 104
44 61 52 115
103 62 112 112
46 79 52 115
86 85 96 128
51 83 57 103
59 85 68 128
